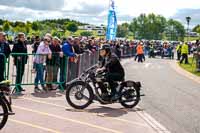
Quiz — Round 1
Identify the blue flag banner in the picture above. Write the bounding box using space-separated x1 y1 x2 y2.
106 0 117 41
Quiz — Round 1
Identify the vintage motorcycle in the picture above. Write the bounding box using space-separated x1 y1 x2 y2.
0 80 15 129
65 65 144 109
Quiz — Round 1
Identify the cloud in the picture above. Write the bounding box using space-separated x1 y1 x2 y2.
0 0 200 27
0 0 65 10
0 5 63 21
172 9 200 27
72 2 106 15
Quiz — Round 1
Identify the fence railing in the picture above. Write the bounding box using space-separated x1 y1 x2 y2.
3 51 99 93
1 47 135 93
0 53 7 82
121 46 136 57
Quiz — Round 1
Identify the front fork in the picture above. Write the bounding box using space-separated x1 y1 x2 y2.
1 95 15 115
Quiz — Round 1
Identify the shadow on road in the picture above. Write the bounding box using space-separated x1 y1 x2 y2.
31 91 64 98
66 106 144 118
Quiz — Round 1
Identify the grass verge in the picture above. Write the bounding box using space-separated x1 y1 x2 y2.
178 57 200 77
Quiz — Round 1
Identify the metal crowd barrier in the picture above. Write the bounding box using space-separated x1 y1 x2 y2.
3 47 136 93
111 46 136 58
6 53 68 92
67 51 99 81
121 46 136 58
0 53 7 82
5 51 99 93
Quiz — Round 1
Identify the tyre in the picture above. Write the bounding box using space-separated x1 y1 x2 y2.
119 81 140 108
0 99 8 130
65 81 94 109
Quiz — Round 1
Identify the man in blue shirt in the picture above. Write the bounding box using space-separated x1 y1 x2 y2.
62 37 76 57
62 37 78 83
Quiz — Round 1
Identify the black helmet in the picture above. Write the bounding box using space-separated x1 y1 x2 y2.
100 44 111 53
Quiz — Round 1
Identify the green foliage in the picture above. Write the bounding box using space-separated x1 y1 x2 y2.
13 26 26 33
0 19 4 25
128 13 185 41
193 25 200 33
80 31 93 37
179 57 200 77
166 19 185 41
13 21 25 27
117 24 129 38
32 21 39 31
3 21 11 32
66 22 78 33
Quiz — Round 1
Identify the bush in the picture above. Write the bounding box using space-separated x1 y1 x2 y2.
80 31 93 37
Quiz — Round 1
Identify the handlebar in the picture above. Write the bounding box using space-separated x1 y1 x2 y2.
83 65 98 74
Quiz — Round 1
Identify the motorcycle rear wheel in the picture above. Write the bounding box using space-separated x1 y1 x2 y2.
119 82 140 108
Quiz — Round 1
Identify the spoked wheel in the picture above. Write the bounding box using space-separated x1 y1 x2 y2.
0 99 8 130
66 81 94 109
119 84 140 108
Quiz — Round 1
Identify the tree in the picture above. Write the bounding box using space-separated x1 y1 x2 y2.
0 26 3 31
80 31 93 37
166 19 185 41
117 24 129 38
128 13 184 40
0 19 4 25
32 21 39 31
25 23 32 34
13 26 26 33
66 22 78 33
3 21 11 32
193 25 200 33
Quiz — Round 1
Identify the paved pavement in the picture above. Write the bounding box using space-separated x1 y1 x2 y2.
124 58 200 133
1 58 169 133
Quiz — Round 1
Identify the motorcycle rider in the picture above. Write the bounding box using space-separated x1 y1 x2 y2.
97 44 125 100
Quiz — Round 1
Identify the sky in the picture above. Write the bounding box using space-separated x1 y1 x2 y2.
0 0 200 28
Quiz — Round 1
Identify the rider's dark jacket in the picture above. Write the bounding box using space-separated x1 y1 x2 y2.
103 53 125 81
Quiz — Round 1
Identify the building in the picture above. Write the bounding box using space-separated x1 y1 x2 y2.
78 24 106 36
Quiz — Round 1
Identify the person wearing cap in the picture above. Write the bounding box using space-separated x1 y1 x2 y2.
34 36 52 92
46 36 62 90
0 32 11 82
62 37 78 82
12 32 28 93
97 44 125 101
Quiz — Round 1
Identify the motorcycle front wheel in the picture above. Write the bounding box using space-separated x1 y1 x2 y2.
66 81 94 109
0 98 8 130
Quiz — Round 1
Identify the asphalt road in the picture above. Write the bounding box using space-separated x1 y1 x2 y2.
124 58 200 133
1 58 161 133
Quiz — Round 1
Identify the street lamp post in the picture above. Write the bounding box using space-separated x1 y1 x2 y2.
186 16 191 42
